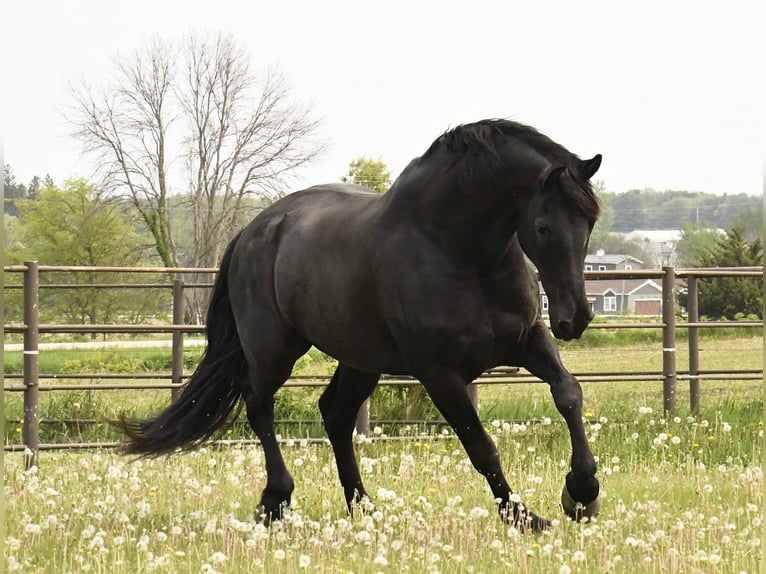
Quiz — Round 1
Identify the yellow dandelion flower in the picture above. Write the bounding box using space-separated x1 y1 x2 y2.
708 435 716 441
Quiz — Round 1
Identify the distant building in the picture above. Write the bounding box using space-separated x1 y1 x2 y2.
540 249 662 315
584 278 662 315
622 229 685 266
540 278 663 316
585 249 644 271
623 229 683 244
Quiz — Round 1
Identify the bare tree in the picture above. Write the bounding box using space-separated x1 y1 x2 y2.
69 37 178 267
67 32 324 320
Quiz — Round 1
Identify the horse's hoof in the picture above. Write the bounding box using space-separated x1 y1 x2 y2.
500 503 552 533
561 484 601 522
255 503 286 525
525 512 552 533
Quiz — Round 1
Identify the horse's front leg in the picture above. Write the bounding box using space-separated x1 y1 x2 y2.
520 323 601 522
420 369 550 531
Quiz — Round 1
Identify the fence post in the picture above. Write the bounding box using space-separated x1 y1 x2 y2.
662 266 677 417
355 399 370 435
687 276 700 414
171 279 185 402
22 261 40 469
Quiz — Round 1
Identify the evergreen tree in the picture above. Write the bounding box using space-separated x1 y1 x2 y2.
692 225 763 319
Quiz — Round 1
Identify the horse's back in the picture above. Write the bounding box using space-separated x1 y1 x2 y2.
228 184 403 369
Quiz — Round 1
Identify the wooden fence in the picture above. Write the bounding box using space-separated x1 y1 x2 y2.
3 263 763 468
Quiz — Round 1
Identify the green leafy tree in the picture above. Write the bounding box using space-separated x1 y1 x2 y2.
341 156 392 193
692 225 763 319
8 179 169 327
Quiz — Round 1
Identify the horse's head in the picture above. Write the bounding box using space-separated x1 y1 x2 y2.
518 155 602 341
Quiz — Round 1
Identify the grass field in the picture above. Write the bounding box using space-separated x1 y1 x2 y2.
4 335 764 572
4 409 763 573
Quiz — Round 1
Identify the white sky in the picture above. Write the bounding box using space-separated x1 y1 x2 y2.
2 1 764 196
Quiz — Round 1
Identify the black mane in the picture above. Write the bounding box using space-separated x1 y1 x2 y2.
426 119 601 219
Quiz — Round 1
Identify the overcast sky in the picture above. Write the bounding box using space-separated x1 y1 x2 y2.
2 1 764 197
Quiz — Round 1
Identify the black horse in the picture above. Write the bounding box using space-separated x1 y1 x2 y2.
117 119 603 531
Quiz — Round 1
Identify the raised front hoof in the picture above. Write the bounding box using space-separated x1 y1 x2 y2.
561 484 601 522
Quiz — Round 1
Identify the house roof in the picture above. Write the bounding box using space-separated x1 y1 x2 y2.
584 278 661 296
585 254 644 265
539 279 662 296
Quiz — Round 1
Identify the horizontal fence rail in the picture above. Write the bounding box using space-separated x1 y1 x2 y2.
3 262 763 468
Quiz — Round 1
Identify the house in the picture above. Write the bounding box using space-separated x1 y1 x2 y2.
584 278 663 315
585 250 644 271
540 278 663 316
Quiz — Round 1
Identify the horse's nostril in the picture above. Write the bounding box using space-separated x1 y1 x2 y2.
557 321 572 334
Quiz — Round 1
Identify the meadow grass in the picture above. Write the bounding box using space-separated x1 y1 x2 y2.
4 405 763 573
4 335 764 572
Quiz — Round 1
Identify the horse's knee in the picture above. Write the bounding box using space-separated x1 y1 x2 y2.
550 377 583 413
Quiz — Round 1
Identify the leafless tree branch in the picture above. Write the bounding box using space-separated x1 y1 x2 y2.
66 31 325 321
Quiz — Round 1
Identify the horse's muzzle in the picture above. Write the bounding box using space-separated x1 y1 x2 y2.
552 309 593 341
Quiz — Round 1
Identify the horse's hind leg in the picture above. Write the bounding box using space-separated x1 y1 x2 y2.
520 322 600 522
318 364 380 513
240 335 310 523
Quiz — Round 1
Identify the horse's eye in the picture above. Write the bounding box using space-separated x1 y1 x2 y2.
536 225 550 238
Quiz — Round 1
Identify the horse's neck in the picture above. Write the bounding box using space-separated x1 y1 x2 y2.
385 170 528 267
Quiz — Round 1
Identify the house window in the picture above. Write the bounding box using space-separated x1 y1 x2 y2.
598 265 607 271
625 265 632 270
541 294 549 312
604 295 617 312
585 264 593 271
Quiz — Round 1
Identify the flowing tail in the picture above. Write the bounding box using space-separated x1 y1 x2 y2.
114 233 246 456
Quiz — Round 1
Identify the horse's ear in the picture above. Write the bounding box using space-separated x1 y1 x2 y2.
579 154 602 179
541 166 567 191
